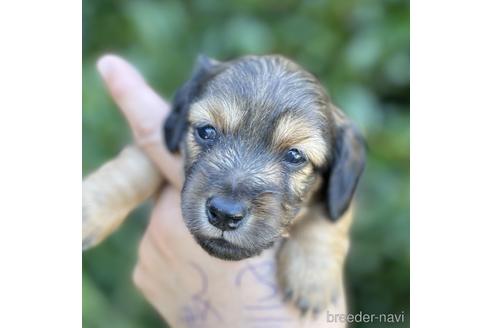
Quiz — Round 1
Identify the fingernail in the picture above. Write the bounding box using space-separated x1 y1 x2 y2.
97 56 113 79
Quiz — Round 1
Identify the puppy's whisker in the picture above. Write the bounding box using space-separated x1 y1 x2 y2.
256 189 283 196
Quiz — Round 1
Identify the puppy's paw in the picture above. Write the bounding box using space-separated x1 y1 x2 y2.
276 238 344 317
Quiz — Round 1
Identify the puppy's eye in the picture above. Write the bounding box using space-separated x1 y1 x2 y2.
195 125 217 142
284 148 306 165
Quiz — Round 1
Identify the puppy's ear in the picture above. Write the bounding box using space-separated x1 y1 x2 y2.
325 110 366 221
164 55 224 152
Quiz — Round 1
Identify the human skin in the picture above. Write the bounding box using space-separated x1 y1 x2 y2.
96 54 346 328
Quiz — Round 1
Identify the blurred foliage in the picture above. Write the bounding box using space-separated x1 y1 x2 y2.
83 0 409 327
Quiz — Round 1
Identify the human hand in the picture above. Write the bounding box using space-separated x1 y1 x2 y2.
96 54 346 327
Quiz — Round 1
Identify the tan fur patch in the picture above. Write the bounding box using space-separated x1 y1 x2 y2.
277 203 353 314
272 114 328 167
290 165 314 198
186 130 201 162
189 98 244 133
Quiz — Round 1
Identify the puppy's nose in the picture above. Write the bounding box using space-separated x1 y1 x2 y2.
206 196 247 231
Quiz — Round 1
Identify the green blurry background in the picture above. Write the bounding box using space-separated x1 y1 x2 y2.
83 0 409 327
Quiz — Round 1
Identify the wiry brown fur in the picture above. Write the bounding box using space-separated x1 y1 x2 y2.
164 55 366 316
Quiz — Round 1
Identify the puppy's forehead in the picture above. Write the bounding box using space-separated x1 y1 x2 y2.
189 56 331 165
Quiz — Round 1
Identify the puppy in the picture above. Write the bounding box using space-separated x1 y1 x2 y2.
164 55 365 315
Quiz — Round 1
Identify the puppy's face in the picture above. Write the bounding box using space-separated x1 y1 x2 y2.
164 55 365 260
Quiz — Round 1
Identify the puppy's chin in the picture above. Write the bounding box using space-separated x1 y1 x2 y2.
194 235 271 261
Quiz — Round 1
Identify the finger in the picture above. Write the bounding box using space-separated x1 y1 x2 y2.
97 54 166 146
147 187 203 256
97 54 184 189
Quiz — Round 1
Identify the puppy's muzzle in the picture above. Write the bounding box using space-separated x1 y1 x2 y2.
206 196 248 231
